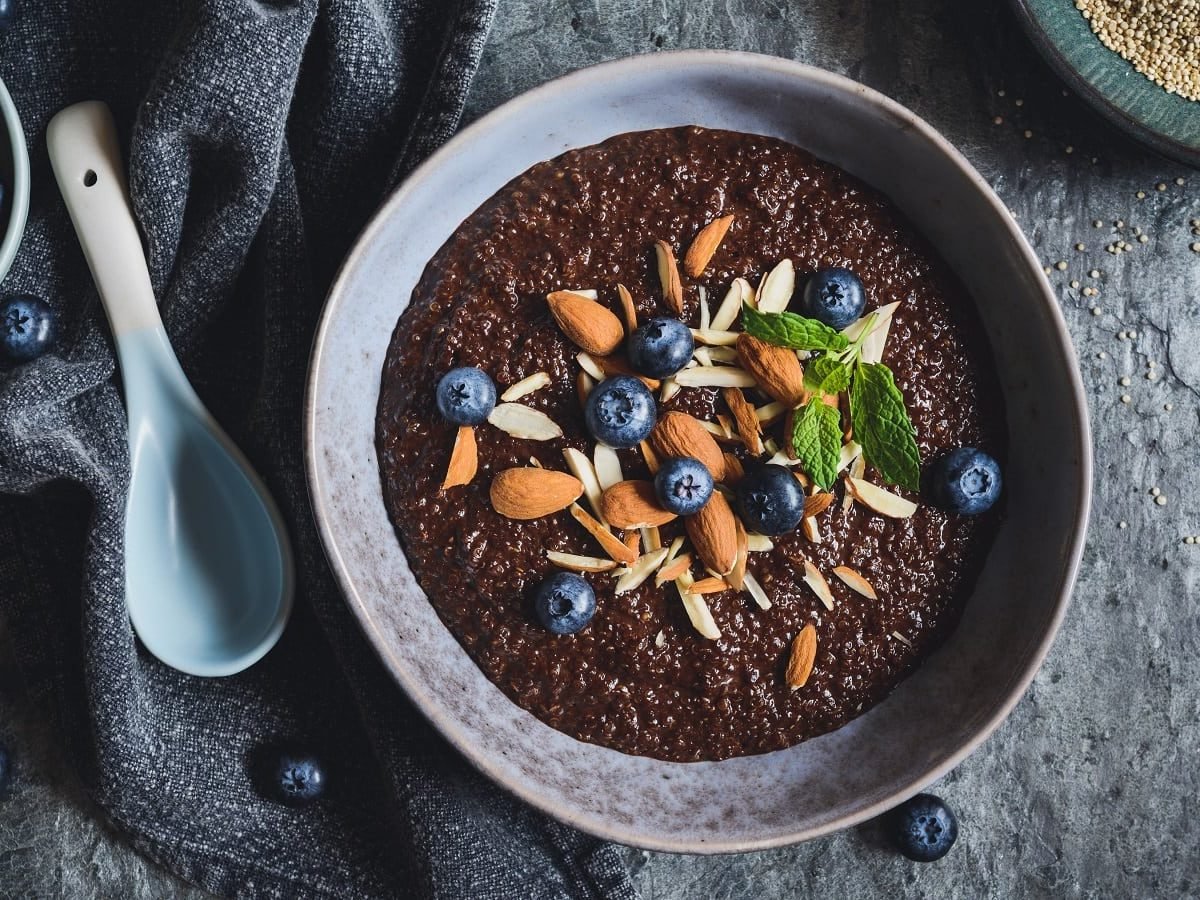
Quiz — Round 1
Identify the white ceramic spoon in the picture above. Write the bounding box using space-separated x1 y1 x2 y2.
47 101 293 676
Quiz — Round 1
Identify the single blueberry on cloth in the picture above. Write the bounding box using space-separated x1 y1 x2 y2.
0 2 637 898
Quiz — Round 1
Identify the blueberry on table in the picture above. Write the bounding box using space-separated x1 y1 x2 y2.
627 316 694 379
266 748 326 807
435 366 496 425
584 375 656 448
800 267 866 329
930 447 1002 515
654 456 713 516
0 295 57 366
735 464 805 536
534 571 596 634
890 793 958 862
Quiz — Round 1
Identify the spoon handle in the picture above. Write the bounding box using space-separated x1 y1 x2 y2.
47 101 162 337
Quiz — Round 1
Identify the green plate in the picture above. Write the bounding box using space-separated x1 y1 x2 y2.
1011 0 1200 167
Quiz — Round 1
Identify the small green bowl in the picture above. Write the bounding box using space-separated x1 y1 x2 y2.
0 75 29 284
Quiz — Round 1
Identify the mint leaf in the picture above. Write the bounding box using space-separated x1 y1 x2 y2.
790 398 843 491
742 305 849 353
803 355 851 396
849 362 920 492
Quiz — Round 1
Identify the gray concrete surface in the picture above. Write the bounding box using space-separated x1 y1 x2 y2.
4 0 1199 897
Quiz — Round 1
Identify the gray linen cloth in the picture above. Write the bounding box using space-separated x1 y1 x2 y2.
0 1 637 897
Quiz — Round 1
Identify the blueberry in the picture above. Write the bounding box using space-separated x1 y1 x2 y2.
890 793 958 862
800 267 866 329
627 317 694 379
0 296 57 366
267 748 326 807
654 456 714 516
930 447 1002 515
534 571 596 634
584 375 656 448
735 464 805 535
435 366 496 426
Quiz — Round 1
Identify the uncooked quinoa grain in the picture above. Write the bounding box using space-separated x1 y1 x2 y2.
1076 0 1200 101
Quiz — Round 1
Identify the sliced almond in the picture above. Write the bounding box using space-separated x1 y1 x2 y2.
801 515 822 544
727 516 748 591
547 291 625 355
642 525 662 551
593 354 661 391
487 403 563 441
617 283 638 334
702 419 738 444
698 285 711 331
711 277 751 331
690 576 731 595
654 240 684 315
576 351 606 382
801 560 835 610
490 467 582 519
891 630 913 648
674 367 757 389
786 624 817 689
838 440 863 474
599 480 677 529
660 377 681 403
545 551 619 573
803 492 835 518
723 452 745 484
500 371 550 402
833 565 878 600
676 571 721 640
686 491 738 576
655 552 693 586
745 533 774 552
651 411 727 481
639 439 661 475
690 328 741 346
693 347 713 367
742 570 772 610
705 346 739 364
575 370 595 409
715 414 736 441
683 215 735 277
614 547 670 594
562 447 605 521
755 259 796 313
564 288 598 300
663 535 685 564
593 443 624 490
441 425 478 489
654 630 666 648
723 387 763 456
844 453 867 511
846 477 918 518
842 301 901 364
569 502 639 564
736 333 806 406
755 400 788 427
623 530 641 556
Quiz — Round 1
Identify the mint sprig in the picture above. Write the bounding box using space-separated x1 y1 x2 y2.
848 362 920 492
741 305 849 353
791 398 842 491
803 355 851 396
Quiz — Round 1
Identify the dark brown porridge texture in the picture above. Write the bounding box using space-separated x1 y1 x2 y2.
376 126 1004 762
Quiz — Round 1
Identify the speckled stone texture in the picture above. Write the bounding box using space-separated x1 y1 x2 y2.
2 0 1198 896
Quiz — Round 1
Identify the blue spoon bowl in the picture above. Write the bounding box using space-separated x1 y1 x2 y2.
47 101 293 676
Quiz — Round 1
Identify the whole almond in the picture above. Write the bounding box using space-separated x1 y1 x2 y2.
786 624 817 689
654 240 684 315
617 282 638 333
489 467 583 520
686 490 738 575
803 492 835 518
736 333 806 407
651 411 727 481
600 480 678 529
547 291 625 355
683 215 734 277
723 387 763 456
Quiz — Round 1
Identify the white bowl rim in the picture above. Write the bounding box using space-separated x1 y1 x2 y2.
0 76 29 285
305 49 1093 852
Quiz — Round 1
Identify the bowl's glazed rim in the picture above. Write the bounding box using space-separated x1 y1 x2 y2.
305 49 1093 852
0 76 29 284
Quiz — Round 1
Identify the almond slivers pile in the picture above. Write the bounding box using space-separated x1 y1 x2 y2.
437 217 914 689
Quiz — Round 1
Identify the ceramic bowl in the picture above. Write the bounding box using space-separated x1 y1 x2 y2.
305 51 1091 852
0 75 29 284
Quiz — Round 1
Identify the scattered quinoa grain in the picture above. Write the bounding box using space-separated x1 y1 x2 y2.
1093 219 1104 228
1120 394 1132 404
1156 495 1168 506
1176 177 1185 186
1065 145 1075 154
1098 351 1108 359
1092 306 1102 315
1138 234 1149 243
1151 486 1161 496
1136 190 1146 199
1165 402 1173 411
1090 268 1101 277
1191 242 1200 253
1119 521 1129 529
1157 183 1167 191
993 115 1004 125
1056 260 1068 270
1128 329 1138 338
1071 279 1081 289
1024 129 1033 139
1075 242 1086 251
1187 536 1196 545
